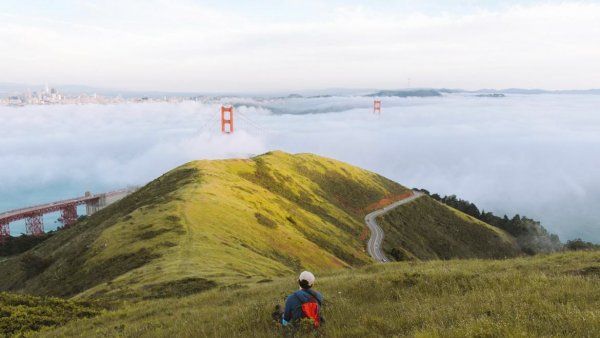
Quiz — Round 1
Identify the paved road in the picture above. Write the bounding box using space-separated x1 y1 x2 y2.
365 191 424 263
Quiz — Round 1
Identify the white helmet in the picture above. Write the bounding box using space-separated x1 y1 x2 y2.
299 271 315 287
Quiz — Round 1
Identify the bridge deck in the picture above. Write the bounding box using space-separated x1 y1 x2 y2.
0 188 134 224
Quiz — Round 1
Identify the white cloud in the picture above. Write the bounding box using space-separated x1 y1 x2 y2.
1 95 599 242
0 102 265 192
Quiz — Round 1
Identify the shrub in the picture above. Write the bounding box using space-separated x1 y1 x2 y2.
143 277 217 299
0 292 100 336
565 238 600 251
19 253 52 278
255 213 277 228
0 233 53 257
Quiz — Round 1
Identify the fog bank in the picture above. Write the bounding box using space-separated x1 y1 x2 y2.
1 94 599 242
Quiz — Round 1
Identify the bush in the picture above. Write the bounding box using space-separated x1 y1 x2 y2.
565 238 600 251
0 292 100 336
0 233 53 257
19 253 52 278
390 248 410 261
255 213 277 228
143 277 217 299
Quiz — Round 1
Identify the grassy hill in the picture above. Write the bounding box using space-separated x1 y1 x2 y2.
0 151 411 299
36 250 600 337
378 196 521 261
0 151 596 336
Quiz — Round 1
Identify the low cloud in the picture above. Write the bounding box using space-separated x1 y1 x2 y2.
0 102 266 205
1 95 599 242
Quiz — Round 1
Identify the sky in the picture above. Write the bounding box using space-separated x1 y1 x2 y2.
1 94 600 243
1 0 600 92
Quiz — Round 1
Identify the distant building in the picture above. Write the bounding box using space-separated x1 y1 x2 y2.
8 96 23 106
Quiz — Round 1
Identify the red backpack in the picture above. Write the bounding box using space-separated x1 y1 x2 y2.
296 290 321 328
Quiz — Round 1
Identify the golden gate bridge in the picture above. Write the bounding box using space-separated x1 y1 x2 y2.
2 100 382 243
0 188 136 242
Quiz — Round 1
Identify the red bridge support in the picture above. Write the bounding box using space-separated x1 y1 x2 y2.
221 105 234 133
0 188 135 242
0 221 9 243
373 100 381 114
25 214 44 236
60 204 78 228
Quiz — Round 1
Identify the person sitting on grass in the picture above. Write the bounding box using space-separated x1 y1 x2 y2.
281 271 324 330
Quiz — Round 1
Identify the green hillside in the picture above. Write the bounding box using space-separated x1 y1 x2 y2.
378 196 521 261
38 251 600 337
0 151 596 337
0 151 410 299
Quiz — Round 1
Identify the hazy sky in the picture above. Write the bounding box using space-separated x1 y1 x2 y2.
1 0 599 92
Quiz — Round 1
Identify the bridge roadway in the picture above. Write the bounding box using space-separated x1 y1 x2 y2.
0 188 137 239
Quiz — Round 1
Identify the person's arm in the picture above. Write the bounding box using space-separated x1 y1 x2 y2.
314 291 324 305
282 295 294 324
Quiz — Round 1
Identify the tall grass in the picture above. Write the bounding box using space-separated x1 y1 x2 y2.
39 251 600 337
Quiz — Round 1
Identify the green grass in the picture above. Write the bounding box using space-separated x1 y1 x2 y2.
35 251 600 337
1 151 597 336
0 151 410 299
378 196 521 261
0 167 196 298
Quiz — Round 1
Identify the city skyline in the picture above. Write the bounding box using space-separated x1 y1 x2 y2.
3 82 600 107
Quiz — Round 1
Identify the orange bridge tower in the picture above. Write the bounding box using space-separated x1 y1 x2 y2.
221 105 234 133
373 100 381 113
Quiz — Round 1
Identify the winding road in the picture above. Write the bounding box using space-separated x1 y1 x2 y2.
365 191 424 262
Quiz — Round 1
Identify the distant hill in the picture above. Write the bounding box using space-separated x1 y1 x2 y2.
0 151 410 298
0 151 521 300
473 88 600 95
378 196 520 260
475 93 506 97
366 89 443 97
